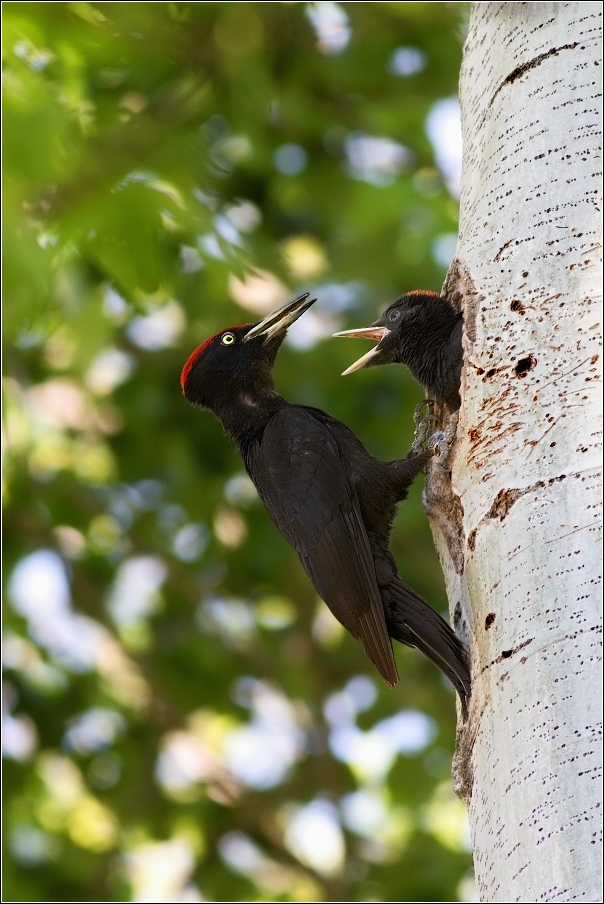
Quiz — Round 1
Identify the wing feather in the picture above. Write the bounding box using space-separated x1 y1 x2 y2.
249 407 398 686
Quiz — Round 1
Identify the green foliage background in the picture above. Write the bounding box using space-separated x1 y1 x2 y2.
3 3 473 901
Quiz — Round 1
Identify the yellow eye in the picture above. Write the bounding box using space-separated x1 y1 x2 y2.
221 333 235 346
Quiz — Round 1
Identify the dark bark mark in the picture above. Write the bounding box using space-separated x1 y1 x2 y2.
514 355 537 378
481 638 534 673
465 407 525 466
489 43 580 107
486 474 568 523
487 488 526 521
482 365 509 381
467 474 570 551
494 239 515 262
454 601 463 628
485 613 496 630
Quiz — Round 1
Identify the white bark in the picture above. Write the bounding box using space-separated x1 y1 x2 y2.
426 4 602 902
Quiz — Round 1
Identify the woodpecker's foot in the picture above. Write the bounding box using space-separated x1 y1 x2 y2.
410 400 437 455
413 399 435 427
428 411 459 472
411 415 438 455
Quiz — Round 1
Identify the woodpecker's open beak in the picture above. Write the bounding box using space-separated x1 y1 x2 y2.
332 324 389 375
244 293 316 343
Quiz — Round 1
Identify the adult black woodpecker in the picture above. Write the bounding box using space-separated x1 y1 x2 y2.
181 293 470 716
333 291 463 411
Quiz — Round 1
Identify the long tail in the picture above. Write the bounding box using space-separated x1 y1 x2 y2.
383 577 471 719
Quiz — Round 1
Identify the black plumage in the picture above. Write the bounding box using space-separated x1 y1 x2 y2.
182 294 470 715
334 291 463 411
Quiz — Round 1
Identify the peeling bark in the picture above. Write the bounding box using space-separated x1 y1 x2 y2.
425 4 602 901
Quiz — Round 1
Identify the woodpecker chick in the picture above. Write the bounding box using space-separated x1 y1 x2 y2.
334 291 463 411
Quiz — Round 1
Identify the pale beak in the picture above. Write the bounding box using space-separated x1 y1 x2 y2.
244 293 316 342
332 326 388 342
332 325 389 375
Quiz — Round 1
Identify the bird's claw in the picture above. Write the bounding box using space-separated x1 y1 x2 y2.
410 400 437 455
411 416 438 455
428 411 459 472
413 399 435 427
427 431 450 472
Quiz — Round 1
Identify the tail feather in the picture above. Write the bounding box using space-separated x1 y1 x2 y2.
383 577 471 718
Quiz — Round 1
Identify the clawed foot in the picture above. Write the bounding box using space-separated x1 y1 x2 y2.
428 411 459 472
409 403 460 474
410 399 438 455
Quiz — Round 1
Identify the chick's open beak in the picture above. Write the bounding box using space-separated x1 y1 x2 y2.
244 293 316 343
332 324 389 375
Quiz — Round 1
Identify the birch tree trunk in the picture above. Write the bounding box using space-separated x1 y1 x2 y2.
425 4 603 901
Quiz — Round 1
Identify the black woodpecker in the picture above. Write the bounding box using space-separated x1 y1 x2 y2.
182 294 470 715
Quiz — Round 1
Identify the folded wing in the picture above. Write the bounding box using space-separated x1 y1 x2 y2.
249 407 398 686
